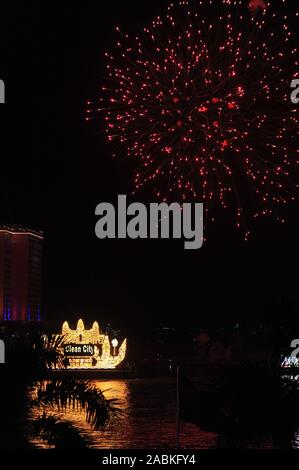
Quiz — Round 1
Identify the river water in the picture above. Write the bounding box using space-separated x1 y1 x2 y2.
29 377 299 449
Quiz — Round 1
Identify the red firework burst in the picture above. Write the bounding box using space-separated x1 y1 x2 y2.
87 0 299 238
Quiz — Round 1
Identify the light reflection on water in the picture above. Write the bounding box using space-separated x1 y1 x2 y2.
29 378 299 449
29 378 218 449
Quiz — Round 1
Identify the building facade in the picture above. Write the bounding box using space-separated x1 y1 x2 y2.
0 226 43 322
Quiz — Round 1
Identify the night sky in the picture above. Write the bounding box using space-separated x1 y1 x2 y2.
0 1 299 338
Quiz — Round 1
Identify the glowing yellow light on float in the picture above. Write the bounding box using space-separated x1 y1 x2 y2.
57 319 127 370
111 338 119 356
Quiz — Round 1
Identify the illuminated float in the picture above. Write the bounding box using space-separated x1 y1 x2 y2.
281 355 299 369
57 319 127 369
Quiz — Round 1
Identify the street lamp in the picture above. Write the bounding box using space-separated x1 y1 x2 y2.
111 338 118 356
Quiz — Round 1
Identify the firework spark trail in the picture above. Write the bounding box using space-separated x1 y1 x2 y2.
248 0 267 15
87 0 299 239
